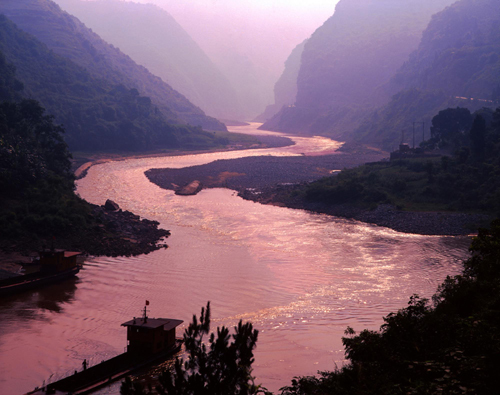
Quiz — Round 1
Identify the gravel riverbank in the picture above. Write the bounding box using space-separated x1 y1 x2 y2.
146 150 491 236
242 187 490 236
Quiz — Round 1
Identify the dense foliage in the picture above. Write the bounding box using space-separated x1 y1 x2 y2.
0 16 226 152
277 107 500 216
0 50 23 102
0 57 170 254
119 221 500 395
0 0 225 132
121 302 269 395
53 0 241 121
280 219 500 394
0 97 171 254
0 97 83 240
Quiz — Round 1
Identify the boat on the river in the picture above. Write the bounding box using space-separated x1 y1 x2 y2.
27 304 183 395
0 249 82 296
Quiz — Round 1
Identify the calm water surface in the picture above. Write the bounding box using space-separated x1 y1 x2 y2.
0 124 470 394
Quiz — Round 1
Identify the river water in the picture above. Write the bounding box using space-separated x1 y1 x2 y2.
0 124 470 394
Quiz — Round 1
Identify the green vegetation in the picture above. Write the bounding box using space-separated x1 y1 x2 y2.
273 107 500 215
121 220 500 394
280 219 500 394
121 302 269 395
53 0 241 120
0 98 84 241
0 57 169 255
0 97 171 254
0 0 225 132
0 16 225 152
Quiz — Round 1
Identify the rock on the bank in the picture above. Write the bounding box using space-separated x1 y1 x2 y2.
104 199 120 211
176 180 203 196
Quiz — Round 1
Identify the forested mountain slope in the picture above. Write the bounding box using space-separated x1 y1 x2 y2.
0 16 225 152
261 0 456 137
0 0 225 131
355 0 500 149
0 56 170 255
53 0 242 120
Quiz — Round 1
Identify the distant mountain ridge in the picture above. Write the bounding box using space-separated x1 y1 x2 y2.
0 0 225 132
354 0 500 149
261 0 457 137
53 0 243 120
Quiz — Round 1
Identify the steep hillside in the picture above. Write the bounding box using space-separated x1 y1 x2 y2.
355 0 500 149
53 0 242 120
261 0 456 136
0 0 225 131
0 50 23 102
0 16 225 152
391 0 500 99
256 40 307 122
0 57 170 255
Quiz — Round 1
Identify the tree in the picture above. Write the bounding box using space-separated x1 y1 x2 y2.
0 99 72 197
469 115 486 162
430 107 473 150
0 50 23 102
121 302 270 395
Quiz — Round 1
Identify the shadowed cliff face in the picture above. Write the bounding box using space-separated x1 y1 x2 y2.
261 0 456 136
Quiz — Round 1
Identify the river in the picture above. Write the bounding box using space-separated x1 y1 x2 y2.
0 124 470 394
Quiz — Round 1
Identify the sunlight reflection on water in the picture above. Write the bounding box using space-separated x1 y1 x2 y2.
0 125 469 394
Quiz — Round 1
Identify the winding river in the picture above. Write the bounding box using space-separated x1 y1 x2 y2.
0 124 470 394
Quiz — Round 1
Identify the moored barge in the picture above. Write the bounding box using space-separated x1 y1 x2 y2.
27 304 183 395
0 249 82 296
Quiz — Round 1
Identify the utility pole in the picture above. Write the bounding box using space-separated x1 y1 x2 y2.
422 122 425 143
412 122 415 149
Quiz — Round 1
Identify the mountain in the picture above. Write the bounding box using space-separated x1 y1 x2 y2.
255 40 307 123
0 16 225 152
53 0 243 121
354 0 500 149
260 0 457 136
130 0 332 121
391 0 500 99
0 50 23 102
0 0 225 131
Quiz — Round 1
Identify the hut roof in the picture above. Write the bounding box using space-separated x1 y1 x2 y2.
121 317 183 331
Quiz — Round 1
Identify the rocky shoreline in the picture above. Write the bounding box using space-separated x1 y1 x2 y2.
241 186 491 235
146 151 491 236
0 199 170 277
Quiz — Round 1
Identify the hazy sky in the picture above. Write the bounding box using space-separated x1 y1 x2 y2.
149 0 339 21
139 0 340 74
